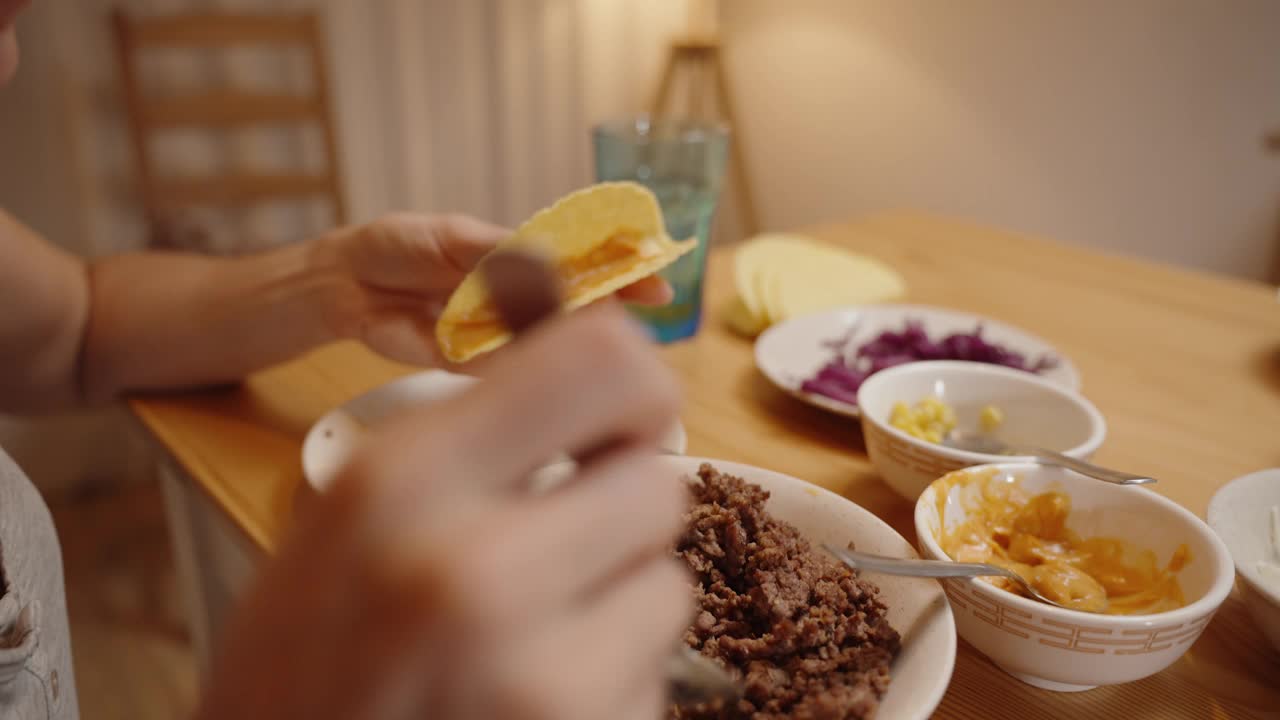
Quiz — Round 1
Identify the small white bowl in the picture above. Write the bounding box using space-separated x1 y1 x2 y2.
916 463 1235 692
1207 468 1280 653
301 369 688 492
857 360 1105 501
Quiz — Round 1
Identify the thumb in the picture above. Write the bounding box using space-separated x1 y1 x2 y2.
431 214 511 273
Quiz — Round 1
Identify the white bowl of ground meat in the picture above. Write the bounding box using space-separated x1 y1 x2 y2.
657 457 956 720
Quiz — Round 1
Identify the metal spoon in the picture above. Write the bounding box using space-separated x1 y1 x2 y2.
822 545 1100 612
480 249 741 707
942 429 1156 486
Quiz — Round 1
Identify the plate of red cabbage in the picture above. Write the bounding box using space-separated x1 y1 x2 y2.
754 305 1080 418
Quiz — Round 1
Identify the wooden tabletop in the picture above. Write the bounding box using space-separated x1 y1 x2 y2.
131 211 1280 718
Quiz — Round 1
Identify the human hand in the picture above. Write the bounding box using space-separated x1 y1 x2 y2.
310 213 673 366
194 303 692 720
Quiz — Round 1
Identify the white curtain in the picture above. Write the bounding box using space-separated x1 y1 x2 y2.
5 0 685 256
328 0 686 227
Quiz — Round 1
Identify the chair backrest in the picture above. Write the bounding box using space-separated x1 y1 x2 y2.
111 9 347 250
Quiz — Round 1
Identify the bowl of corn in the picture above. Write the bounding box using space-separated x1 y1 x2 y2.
856 360 1106 501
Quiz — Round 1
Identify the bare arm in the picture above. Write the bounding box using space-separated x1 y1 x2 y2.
80 238 343 404
0 208 670 414
0 210 92 410
0 209 342 411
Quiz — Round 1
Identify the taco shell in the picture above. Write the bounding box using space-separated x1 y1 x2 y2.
436 182 696 362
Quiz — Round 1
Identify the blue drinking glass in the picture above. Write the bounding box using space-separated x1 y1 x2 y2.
593 117 729 343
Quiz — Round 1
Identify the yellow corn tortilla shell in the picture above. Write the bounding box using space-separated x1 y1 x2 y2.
766 244 905 320
437 182 696 362
721 294 769 338
733 234 795 324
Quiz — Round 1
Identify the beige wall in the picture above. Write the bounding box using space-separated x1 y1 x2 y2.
721 0 1280 278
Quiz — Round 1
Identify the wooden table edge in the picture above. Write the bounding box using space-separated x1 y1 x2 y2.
128 396 277 553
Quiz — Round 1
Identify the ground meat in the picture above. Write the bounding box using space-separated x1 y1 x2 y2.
670 465 900 720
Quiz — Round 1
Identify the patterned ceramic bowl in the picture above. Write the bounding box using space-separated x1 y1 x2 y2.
915 463 1234 692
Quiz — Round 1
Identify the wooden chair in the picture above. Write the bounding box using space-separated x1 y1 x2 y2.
111 9 347 251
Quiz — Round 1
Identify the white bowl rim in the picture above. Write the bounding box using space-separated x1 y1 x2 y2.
857 360 1107 464
1207 468 1280 606
301 369 689 492
915 461 1237 627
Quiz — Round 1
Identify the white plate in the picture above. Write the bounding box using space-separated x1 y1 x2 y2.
662 456 955 719
301 369 689 492
754 304 1082 418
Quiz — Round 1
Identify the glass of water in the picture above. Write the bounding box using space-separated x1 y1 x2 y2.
593 117 729 343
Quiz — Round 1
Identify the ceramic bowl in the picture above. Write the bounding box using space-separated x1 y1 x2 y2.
857 360 1105 501
601 456 957 718
301 369 688 492
916 463 1235 691
1207 468 1280 653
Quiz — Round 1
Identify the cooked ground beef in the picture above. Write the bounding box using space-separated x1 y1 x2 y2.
670 464 900 720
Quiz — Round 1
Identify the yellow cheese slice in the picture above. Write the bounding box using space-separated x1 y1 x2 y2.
733 233 906 327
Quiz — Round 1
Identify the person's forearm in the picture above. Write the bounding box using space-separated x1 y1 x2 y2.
80 241 347 404
0 210 92 411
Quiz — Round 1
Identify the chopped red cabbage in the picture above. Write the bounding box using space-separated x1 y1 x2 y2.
799 320 1057 405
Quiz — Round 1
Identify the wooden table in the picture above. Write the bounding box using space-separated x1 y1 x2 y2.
132 212 1280 717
